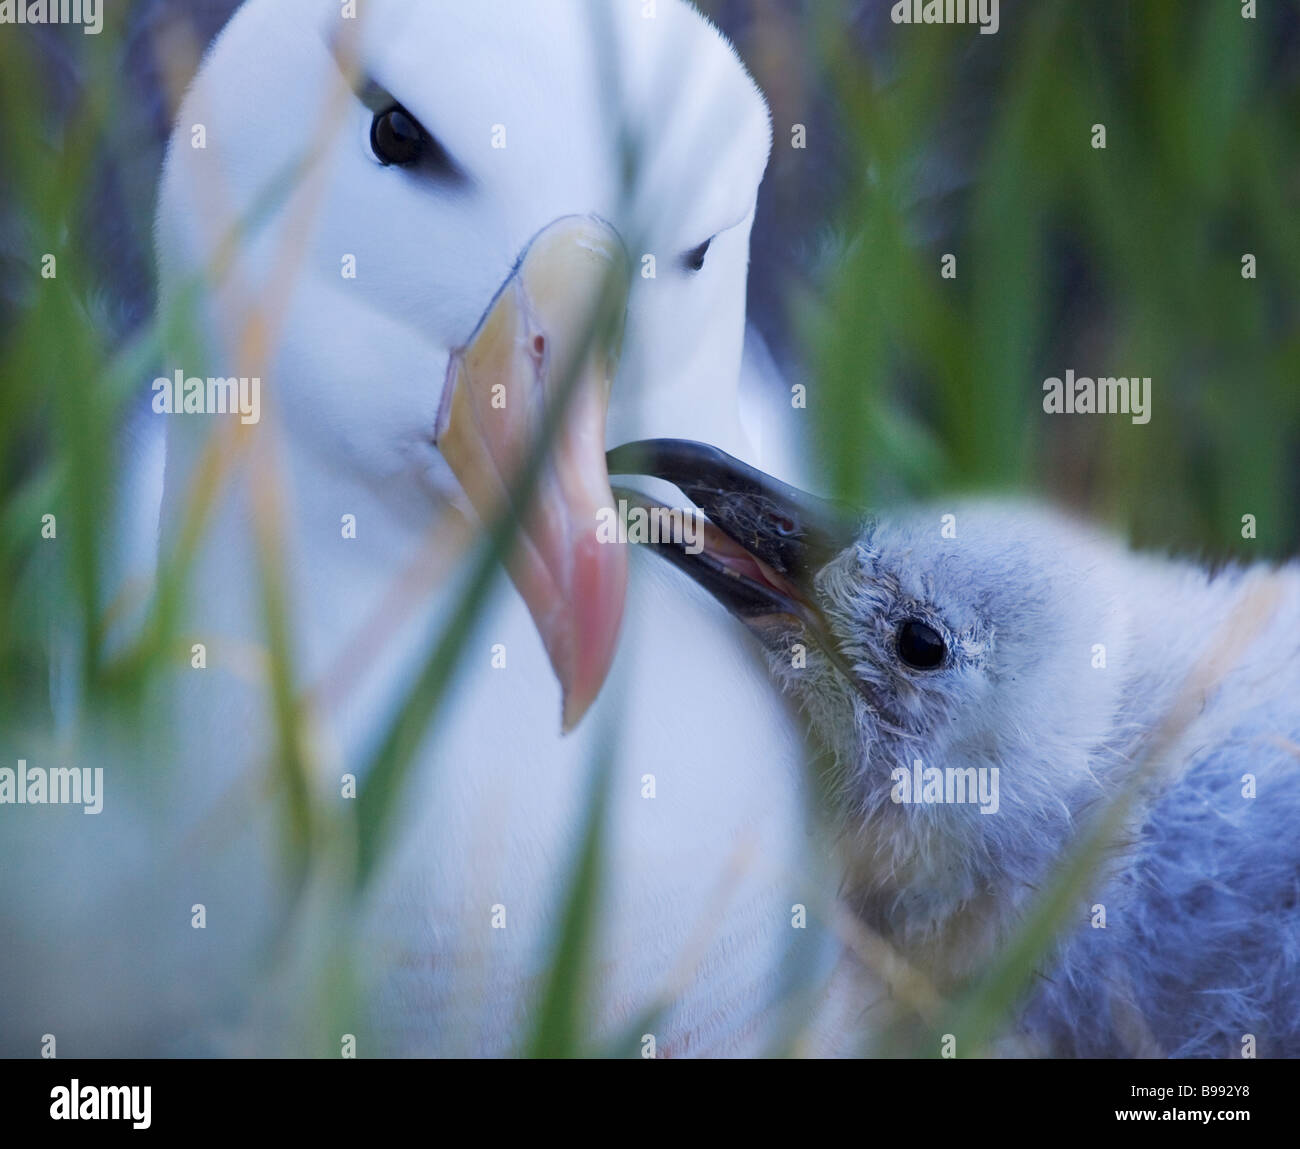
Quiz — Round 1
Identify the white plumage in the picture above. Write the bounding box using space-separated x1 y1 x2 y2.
134 0 838 1056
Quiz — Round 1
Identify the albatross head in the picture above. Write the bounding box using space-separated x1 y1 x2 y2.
155 0 772 728
607 440 1134 891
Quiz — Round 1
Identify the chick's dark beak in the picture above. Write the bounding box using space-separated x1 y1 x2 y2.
605 438 856 629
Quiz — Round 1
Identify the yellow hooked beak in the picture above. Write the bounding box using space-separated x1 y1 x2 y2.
435 216 631 732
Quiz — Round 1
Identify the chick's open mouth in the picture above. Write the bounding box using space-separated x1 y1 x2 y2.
604 439 902 710
604 437 859 635
611 484 815 623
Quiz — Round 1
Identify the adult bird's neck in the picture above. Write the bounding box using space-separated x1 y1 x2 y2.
158 421 470 698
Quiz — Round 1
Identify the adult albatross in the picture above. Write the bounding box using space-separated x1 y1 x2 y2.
148 0 837 1056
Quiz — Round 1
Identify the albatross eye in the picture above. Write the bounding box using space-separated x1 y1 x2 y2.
896 619 946 670
371 105 427 166
683 237 713 272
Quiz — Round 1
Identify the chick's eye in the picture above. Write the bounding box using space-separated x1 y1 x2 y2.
896 619 946 670
683 237 712 272
371 106 425 166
